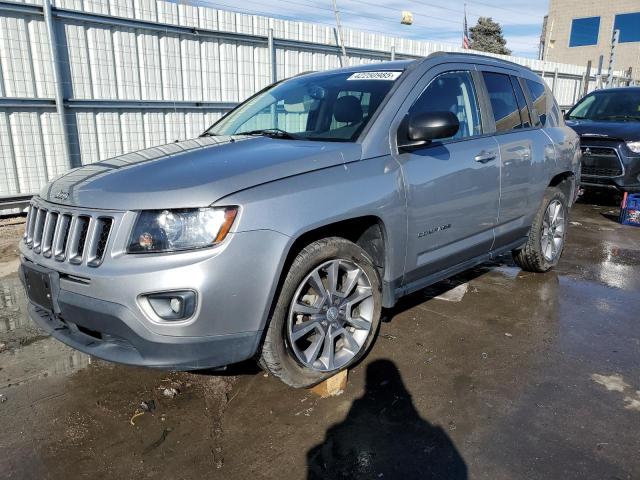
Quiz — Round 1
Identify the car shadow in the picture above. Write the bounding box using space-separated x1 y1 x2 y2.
306 359 468 479
579 190 624 223
381 258 508 324
192 359 262 378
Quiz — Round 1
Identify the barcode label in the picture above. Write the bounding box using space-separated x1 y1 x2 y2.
347 71 402 81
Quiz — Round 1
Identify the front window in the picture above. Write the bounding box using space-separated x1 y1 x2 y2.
410 71 482 141
569 17 600 47
204 70 402 142
567 90 640 122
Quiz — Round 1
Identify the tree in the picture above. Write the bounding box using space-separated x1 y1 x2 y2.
469 17 511 55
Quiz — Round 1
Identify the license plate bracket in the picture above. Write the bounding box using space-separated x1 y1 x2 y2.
23 264 56 312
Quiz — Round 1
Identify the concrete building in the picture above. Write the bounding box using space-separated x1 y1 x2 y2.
540 0 639 79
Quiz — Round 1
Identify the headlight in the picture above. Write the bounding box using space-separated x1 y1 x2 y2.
626 141 640 154
127 207 238 253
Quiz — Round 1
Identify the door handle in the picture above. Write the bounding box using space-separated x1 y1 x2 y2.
474 152 496 163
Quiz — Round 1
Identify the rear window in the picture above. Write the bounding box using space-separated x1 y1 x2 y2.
511 77 532 128
482 72 522 133
525 79 548 127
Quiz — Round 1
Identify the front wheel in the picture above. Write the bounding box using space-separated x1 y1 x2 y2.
513 186 568 272
259 237 382 388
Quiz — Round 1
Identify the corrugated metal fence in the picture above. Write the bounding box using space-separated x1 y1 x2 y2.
0 0 633 207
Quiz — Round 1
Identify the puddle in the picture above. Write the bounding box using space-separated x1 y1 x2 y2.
0 337 92 389
0 267 92 389
0 272 30 333
554 276 640 369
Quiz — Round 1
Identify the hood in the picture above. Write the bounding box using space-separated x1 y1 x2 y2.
39 136 362 210
565 119 640 142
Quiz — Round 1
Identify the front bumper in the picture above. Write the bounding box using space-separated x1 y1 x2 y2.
19 226 290 369
22 271 260 369
580 143 640 192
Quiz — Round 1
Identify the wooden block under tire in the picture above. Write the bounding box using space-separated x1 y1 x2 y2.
310 369 347 398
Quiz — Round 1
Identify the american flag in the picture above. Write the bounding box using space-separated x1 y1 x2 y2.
463 4 470 49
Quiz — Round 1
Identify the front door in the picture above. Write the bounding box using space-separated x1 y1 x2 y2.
396 69 500 286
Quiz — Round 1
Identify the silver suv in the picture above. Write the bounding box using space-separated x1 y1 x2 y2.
20 53 580 387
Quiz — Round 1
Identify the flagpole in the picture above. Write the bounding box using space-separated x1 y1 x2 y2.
462 3 470 50
463 3 466 49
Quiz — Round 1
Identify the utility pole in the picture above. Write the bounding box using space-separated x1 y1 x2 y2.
606 29 620 87
332 0 348 67
43 0 73 170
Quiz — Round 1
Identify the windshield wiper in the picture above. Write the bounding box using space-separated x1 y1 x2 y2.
235 128 299 139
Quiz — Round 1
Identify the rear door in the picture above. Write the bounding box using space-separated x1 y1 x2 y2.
393 64 500 286
478 69 551 248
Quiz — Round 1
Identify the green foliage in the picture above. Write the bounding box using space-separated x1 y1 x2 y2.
469 17 511 55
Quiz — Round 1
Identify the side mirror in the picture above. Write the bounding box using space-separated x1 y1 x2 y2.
398 111 460 150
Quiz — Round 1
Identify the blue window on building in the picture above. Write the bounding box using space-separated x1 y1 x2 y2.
569 17 600 47
614 12 640 43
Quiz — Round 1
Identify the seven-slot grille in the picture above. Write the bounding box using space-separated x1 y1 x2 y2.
24 202 114 267
580 146 624 178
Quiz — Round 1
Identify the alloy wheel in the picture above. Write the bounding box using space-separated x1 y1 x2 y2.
287 259 374 372
541 199 566 262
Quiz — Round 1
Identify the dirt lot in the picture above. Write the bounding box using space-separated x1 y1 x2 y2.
1 195 639 480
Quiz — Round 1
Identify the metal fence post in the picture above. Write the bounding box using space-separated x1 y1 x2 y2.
582 60 591 97
43 0 72 169
606 29 619 87
268 28 277 84
390 45 395 61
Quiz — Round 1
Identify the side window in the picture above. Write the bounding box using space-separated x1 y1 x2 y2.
482 72 522 133
410 71 482 140
511 77 532 128
525 79 548 127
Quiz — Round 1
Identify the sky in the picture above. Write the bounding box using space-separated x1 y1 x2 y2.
194 0 550 58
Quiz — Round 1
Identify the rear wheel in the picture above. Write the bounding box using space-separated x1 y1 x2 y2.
259 237 381 388
513 186 568 272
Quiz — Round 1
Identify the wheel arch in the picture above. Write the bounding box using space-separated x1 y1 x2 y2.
549 171 576 205
259 215 389 337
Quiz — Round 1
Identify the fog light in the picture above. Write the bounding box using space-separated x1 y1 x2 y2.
146 291 196 321
170 297 181 314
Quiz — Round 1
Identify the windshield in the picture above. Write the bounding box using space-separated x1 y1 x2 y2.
204 70 403 141
567 90 640 121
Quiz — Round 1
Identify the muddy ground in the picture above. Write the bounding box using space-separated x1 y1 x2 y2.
1 194 639 479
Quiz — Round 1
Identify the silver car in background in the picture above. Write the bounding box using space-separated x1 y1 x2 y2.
20 53 580 387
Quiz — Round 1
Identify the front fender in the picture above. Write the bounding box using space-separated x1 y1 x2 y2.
219 155 407 291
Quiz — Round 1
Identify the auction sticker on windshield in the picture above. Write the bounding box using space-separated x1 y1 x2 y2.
347 71 402 81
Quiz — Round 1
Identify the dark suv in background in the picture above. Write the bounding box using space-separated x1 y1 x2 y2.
565 87 640 192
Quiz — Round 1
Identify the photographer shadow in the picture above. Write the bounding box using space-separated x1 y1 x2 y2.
307 359 468 480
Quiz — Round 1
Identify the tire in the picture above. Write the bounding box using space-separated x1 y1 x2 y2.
513 186 568 273
259 237 382 388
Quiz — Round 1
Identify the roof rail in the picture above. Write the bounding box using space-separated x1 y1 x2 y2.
426 51 531 71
